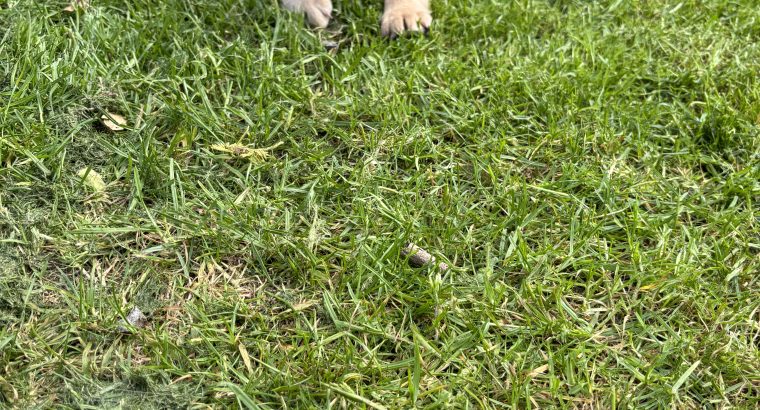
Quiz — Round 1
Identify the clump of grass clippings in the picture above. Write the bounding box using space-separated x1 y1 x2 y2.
211 142 284 162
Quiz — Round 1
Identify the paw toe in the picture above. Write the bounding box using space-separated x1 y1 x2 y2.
282 0 332 28
381 6 432 37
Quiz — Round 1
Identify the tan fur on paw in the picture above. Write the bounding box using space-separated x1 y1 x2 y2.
282 0 332 28
381 0 432 37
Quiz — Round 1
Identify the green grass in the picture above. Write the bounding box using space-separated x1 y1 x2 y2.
1 0 759 408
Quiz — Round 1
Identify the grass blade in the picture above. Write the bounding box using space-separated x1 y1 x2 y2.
672 360 701 395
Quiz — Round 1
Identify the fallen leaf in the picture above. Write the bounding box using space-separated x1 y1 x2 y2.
291 300 317 312
77 168 107 192
170 374 193 384
238 343 254 374
100 112 127 132
527 364 549 378
211 141 283 162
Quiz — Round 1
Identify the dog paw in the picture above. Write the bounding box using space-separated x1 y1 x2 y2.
282 0 332 28
381 0 432 37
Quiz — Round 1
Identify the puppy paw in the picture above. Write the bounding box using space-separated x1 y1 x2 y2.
282 0 332 28
381 0 432 37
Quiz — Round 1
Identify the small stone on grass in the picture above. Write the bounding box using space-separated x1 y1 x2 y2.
117 307 147 333
402 243 450 271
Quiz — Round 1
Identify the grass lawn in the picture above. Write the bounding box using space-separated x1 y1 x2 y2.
1 0 759 408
